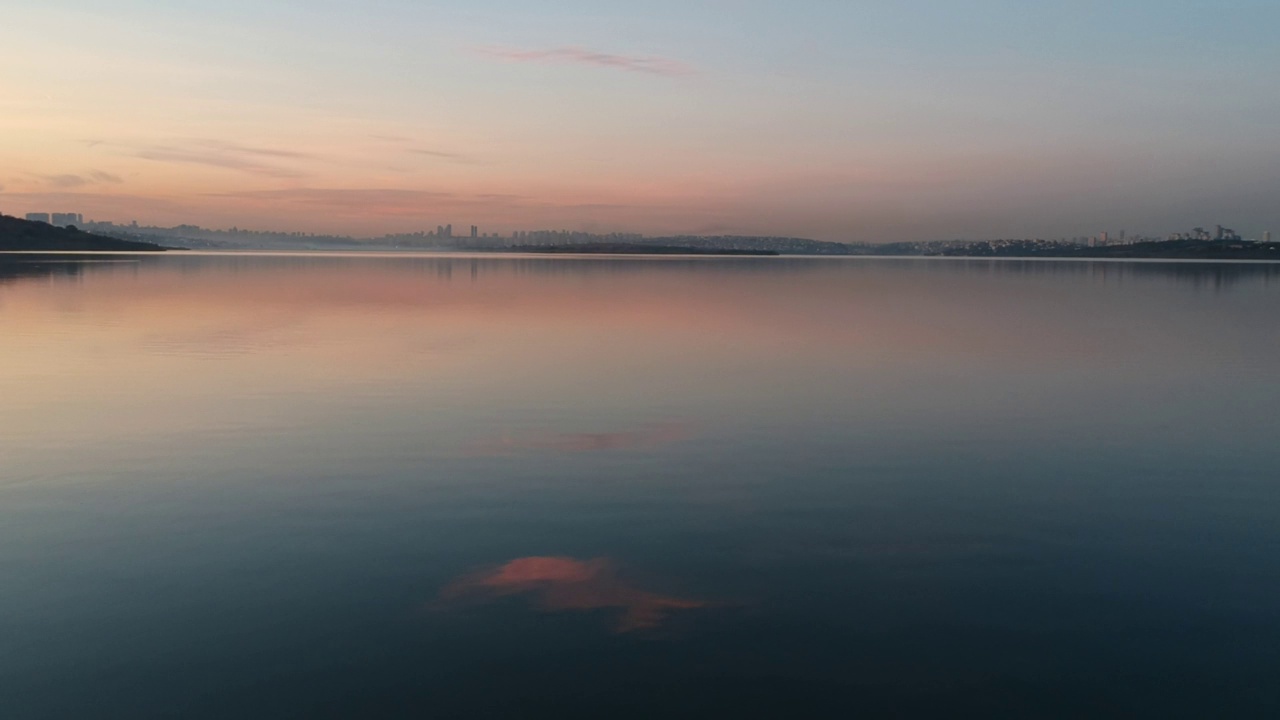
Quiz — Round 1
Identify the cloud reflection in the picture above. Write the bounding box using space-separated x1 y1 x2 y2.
467 423 690 455
439 556 706 632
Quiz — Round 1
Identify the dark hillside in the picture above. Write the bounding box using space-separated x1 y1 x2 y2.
0 214 167 251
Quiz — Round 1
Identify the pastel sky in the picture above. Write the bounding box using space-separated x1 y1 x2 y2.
2 1 1278 241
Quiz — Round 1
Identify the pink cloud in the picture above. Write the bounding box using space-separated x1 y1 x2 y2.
438 556 707 632
478 46 695 77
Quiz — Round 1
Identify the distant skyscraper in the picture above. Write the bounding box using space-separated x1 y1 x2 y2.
50 212 83 227
444 224 452 238
25 212 51 224
1099 232 1108 245
470 225 478 239
1265 230 1272 244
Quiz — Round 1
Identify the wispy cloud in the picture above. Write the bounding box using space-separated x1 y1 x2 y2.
209 187 528 209
43 174 90 189
210 187 455 207
407 148 473 162
200 140 312 160
478 46 695 78
36 170 124 189
205 187 530 217
0 190 189 218
133 139 314 179
368 134 477 164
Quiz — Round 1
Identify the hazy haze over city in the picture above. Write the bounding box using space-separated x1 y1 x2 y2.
3 0 1278 241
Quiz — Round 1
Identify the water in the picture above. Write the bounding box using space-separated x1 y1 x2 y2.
2 253 1278 718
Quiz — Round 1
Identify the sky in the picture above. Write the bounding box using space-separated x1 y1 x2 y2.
2 0 1278 242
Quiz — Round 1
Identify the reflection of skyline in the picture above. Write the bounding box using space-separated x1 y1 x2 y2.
3 252 1278 445
438 556 707 632
4 253 1280 291
914 257 1280 293
0 256 127 286
3 254 1277 382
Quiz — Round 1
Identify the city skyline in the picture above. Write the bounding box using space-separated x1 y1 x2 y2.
3 1 1279 242
14 208 1270 261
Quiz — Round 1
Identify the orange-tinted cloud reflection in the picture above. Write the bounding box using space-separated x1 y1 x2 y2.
467 423 690 456
439 556 706 632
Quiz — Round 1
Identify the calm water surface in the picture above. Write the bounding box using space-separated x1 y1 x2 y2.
2 254 1278 718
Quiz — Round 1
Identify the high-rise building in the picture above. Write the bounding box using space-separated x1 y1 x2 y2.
1099 232 1108 245
1265 231 1272 244
470 225 478 239
444 224 452 238
50 212 83 227
25 212 51 224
